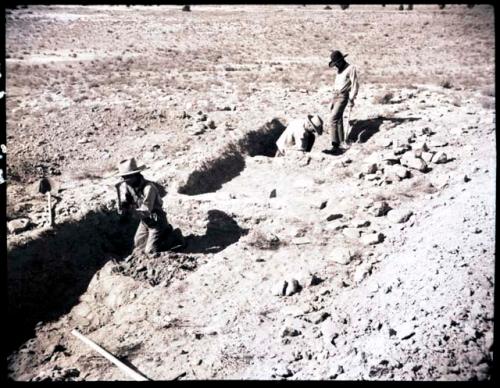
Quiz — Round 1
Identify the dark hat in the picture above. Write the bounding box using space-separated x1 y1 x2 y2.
329 50 348 68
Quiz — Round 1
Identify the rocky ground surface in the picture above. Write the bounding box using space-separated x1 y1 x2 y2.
6 4 495 381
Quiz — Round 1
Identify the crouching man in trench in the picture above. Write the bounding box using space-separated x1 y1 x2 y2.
114 158 185 255
275 114 324 157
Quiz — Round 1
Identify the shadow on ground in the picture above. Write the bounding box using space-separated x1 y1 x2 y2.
183 209 248 254
7 210 138 354
348 116 420 143
178 118 286 195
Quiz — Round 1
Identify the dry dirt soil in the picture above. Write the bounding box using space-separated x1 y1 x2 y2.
5 4 496 381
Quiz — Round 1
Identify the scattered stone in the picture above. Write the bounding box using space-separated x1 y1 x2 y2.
353 262 372 283
360 232 384 246
362 163 378 174
365 173 380 181
326 213 343 222
191 124 207 136
381 152 401 165
319 200 328 210
207 120 216 129
307 311 331 324
320 318 339 346
429 138 448 147
330 247 354 265
273 280 288 296
292 237 311 245
463 175 471 183
397 322 416 340
281 326 301 337
352 219 371 228
8 218 31 234
433 151 448 164
270 189 277 198
387 209 413 224
401 152 428 172
385 165 410 180
300 272 323 287
421 151 435 163
285 279 301 296
376 138 393 148
343 228 361 239
370 201 391 217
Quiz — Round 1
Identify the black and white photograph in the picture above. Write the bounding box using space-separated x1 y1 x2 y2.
4 3 495 381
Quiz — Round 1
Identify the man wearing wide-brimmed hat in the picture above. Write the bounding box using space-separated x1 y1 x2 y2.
326 50 359 154
114 158 185 255
275 114 324 156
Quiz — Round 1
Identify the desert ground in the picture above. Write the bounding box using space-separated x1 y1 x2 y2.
5 4 495 381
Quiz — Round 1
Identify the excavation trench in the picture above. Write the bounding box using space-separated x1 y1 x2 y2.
7 209 136 353
7 206 247 355
178 118 286 195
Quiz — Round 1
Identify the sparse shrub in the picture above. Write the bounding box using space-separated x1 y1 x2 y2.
481 86 495 97
324 5 332 10
340 4 349 10
182 5 191 12
438 4 445 9
373 91 394 104
479 96 495 110
407 4 413 10
439 79 452 89
467 4 475 8
399 4 404 10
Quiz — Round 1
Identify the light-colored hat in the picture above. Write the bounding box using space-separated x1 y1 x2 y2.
116 158 147 177
307 114 324 134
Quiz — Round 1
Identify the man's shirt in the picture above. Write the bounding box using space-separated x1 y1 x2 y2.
276 118 312 154
120 179 164 219
333 64 359 102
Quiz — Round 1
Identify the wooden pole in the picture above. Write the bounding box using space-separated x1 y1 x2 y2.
71 329 150 381
47 192 54 227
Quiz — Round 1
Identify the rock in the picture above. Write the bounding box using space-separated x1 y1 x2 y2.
270 189 277 198
285 278 301 296
413 140 429 152
433 151 448 164
300 272 322 287
352 219 370 228
273 280 288 296
281 326 301 337
370 201 391 217
397 322 416 340
401 152 427 172
307 311 331 324
191 124 207 135
381 152 401 165
353 263 372 283
207 120 216 129
421 151 435 163
385 165 409 180
320 318 339 346
326 213 343 222
330 247 354 265
362 163 378 174
463 175 471 183
8 218 31 234
319 200 328 210
376 138 393 147
386 209 413 224
429 138 448 147
365 173 380 181
360 232 384 246
343 228 361 239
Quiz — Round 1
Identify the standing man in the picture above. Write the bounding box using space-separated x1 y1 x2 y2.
275 114 324 156
326 50 359 154
114 158 185 255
